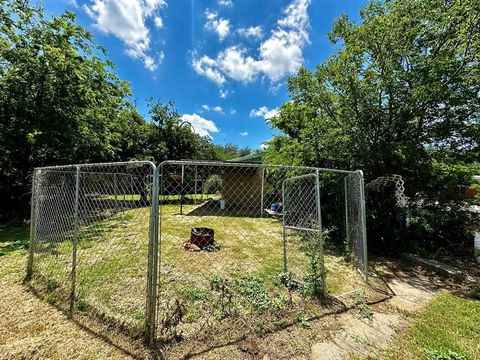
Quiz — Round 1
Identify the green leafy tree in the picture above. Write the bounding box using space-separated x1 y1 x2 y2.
143 100 217 162
212 143 253 160
0 0 131 217
266 0 480 253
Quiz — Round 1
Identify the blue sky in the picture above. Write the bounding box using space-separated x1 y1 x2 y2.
44 0 366 149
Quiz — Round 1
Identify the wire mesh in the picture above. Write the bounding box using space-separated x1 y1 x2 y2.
29 167 77 310
345 172 368 278
27 160 368 349
28 162 156 337
154 162 367 354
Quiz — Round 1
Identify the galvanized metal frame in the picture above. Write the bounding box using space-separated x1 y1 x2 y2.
26 169 38 280
357 170 369 283
26 160 367 345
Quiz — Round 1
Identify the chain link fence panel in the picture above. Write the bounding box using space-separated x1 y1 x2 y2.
26 160 370 351
154 162 368 355
27 161 157 337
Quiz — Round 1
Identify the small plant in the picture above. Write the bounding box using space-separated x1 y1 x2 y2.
46 279 60 292
296 314 310 328
235 276 271 310
426 349 468 360
353 293 373 320
234 275 285 311
210 275 237 319
181 286 212 302
302 231 328 299
161 298 185 340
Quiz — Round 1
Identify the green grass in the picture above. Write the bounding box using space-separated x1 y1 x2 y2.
29 203 363 338
101 193 217 201
0 223 29 256
382 293 480 360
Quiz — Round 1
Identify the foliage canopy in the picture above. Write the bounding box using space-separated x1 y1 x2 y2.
266 0 480 253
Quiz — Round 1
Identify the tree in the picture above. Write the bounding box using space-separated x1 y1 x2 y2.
143 100 217 162
0 0 130 217
266 0 480 253
212 143 253 160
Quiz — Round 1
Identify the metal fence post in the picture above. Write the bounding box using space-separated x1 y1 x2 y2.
344 176 350 254
194 167 198 204
315 170 327 295
146 164 160 345
26 169 38 280
69 165 81 318
357 170 368 283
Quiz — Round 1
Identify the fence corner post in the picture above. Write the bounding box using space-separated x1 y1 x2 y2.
26 169 38 281
69 165 81 318
357 170 368 284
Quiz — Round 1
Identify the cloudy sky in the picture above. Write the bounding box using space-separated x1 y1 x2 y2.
46 0 366 148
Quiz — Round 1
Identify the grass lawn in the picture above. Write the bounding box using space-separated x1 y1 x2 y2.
0 223 29 256
29 201 364 342
382 293 480 360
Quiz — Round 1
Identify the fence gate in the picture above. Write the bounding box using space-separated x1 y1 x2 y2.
282 172 326 295
344 171 368 280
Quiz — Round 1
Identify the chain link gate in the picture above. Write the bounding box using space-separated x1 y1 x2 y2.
26 160 368 349
282 172 326 296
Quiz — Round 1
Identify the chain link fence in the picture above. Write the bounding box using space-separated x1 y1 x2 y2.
27 161 157 337
26 160 368 349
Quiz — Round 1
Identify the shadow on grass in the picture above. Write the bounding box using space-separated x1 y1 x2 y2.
24 283 160 360
167 296 349 360
0 223 29 256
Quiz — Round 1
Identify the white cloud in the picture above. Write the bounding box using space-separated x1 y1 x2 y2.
192 55 226 85
181 114 219 138
260 143 269 150
219 89 229 98
240 131 248 136
68 0 79 8
144 55 156 71
201 105 224 113
154 16 163 28
84 0 166 71
249 106 279 120
218 0 233 6
204 10 230 41
193 0 310 84
143 51 164 71
238 26 263 40
230 109 237 115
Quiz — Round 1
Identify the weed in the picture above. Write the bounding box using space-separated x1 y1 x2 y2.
296 314 310 328
353 293 373 319
210 275 237 319
302 230 328 299
235 276 271 311
426 349 468 360
46 279 60 292
161 298 185 340
181 286 212 302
